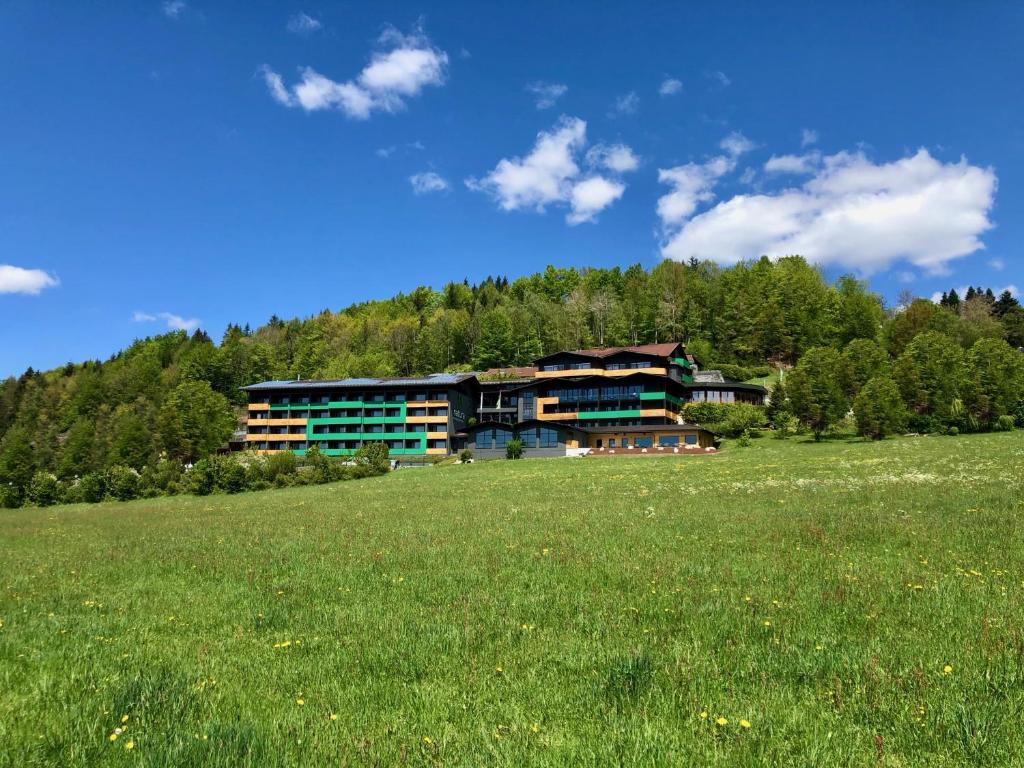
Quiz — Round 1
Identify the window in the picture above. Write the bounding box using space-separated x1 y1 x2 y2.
542 364 565 372
608 438 616 448
636 437 653 448
658 435 680 447
521 391 535 419
412 392 428 401
684 434 698 445
539 428 558 448
429 439 447 450
494 429 509 448
607 362 627 370
621 437 629 448
477 431 492 449
629 361 652 369
387 440 403 450
570 362 592 369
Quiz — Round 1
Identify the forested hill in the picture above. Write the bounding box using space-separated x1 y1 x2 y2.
1 256 1023 504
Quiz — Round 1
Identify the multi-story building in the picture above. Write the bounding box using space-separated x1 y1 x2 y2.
243 373 476 456
241 342 766 459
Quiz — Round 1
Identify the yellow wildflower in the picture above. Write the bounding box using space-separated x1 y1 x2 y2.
121 715 129 724
124 740 135 751
699 711 708 719
330 713 338 721
296 698 304 706
943 664 953 674
740 719 751 729
109 733 118 742
715 716 728 726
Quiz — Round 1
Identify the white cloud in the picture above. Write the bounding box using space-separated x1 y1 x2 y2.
586 143 640 173
162 0 186 18
467 116 636 225
526 81 568 109
658 147 997 275
133 311 201 332
930 284 1018 303
610 91 639 116
568 177 626 225
261 26 447 119
409 171 449 195
720 131 755 157
801 128 819 147
287 12 322 35
705 70 731 88
0 265 58 295
659 77 682 96
764 151 821 174
988 257 1005 271
897 271 917 283
655 132 755 226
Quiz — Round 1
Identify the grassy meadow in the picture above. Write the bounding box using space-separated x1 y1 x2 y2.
2 432 1024 766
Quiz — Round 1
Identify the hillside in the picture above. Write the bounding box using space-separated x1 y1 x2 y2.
2 432 1022 766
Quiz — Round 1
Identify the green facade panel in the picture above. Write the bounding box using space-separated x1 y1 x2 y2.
576 409 643 420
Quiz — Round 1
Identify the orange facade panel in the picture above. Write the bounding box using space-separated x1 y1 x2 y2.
246 433 306 442
406 415 448 424
248 403 270 411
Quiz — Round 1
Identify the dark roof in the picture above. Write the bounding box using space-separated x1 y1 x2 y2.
581 423 711 434
479 366 537 380
242 372 477 391
571 342 683 358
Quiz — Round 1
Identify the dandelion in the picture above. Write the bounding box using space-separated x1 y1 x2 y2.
109 733 118 742
124 740 135 751
740 719 751 729
699 711 708 719
531 722 540 733
296 698 305 706
121 715 129 724
423 736 433 745
715 716 728 726
943 664 953 674
763 620 772 627
330 713 338 721
495 666 504 675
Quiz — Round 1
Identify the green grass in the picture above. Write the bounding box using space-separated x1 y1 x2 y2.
2 432 1024 767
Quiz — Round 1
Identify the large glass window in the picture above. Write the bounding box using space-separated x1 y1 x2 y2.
518 428 537 448
539 428 559 448
684 434 698 445
494 429 510 448
636 437 653 448
521 392 535 419
476 431 492 449
658 435 680 446
541 364 565 371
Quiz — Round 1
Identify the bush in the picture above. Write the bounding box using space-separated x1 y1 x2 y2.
750 365 773 379
715 364 753 382
506 438 523 460
736 430 752 448
995 414 1015 432
78 472 107 503
458 449 473 463
182 459 216 496
682 402 767 438
0 483 22 509
215 456 248 493
105 465 141 502
139 458 182 497
947 426 959 436
772 413 799 439
354 442 390 474
263 452 298 484
27 471 61 507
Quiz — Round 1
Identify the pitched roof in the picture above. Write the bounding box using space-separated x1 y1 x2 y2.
570 342 683 358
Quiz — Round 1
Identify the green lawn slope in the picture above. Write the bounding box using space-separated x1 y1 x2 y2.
2 432 1023 766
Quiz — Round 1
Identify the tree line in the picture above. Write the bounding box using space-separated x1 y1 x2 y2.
1 256 1022 506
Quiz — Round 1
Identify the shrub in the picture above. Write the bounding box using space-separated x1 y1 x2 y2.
354 442 390 474
682 402 767 438
459 449 473 463
182 459 216 496
139 458 182 497
27 471 61 507
715 364 753 382
995 414 1016 432
772 413 799 439
947 426 959 436
263 452 298 484
506 438 523 460
105 465 141 502
736 430 752 448
214 456 248 494
78 472 107 503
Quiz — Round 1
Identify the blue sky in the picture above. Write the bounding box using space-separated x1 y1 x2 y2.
1 1 1022 376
